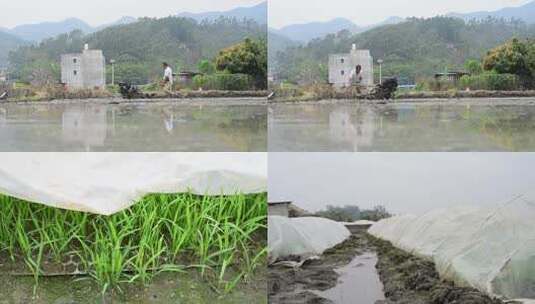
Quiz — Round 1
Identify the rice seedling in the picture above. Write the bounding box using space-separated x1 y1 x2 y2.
0 192 267 295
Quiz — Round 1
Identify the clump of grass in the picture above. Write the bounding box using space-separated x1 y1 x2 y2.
0 192 267 294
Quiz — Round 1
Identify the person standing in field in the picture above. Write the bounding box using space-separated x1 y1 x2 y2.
350 65 363 85
162 62 174 92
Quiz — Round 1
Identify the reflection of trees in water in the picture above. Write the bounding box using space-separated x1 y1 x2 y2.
211 110 267 151
0 103 265 151
273 102 535 151
464 106 535 151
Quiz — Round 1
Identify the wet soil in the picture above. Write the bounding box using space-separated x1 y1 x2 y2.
369 235 511 304
269 231 513 304
0 253 267 304
268 233 370 304
269 89 535 103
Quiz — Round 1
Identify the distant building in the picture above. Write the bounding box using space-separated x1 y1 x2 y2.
434 71 469 84
268 201 312 218
329 44 374 88
176 71 200 87
268 201 291 217
61 44 106 89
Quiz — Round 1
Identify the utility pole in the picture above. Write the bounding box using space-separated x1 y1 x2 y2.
377 59 384 84
110 59 116 86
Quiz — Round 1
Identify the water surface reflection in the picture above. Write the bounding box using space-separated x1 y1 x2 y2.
0 99 267 151
269 100 535 151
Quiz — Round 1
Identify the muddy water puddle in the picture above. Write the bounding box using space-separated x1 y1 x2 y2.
0 98 266 151
269 99 535 151
314 252 385 304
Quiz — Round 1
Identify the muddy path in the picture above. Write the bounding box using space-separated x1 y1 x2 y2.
268 232 371 304
269 231 512 304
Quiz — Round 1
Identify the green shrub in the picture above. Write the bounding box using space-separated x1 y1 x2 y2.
197 59 216 75
106 63 150 85
458 73 520 91
192 73 252 90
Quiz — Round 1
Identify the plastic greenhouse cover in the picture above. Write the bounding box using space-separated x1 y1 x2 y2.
268 216 350 262
0 153 266 215
368 197 535 301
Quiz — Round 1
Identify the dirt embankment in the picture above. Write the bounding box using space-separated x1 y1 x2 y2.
395 90 535 100
1 85 268 103
269 231 513 304
130 90 269 99
268 85 535 103
369 235 511 304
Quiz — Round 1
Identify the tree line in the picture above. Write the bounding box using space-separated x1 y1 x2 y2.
272 16 535 85
8 16 266 88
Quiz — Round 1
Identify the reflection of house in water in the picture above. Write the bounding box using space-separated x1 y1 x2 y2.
329 44 374 88
0 108 6 126
62 105 108 150
329 108 377 151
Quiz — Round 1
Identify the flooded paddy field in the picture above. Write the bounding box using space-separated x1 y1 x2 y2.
0 98 266 151
269 98 535 151
268 231 509 304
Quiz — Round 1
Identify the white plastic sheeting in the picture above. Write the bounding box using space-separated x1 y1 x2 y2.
0 153 266 215
368 198 535 301
268 216 350 262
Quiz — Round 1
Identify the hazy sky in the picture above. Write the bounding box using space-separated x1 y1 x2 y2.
269 0 532 29
0 0 263 28
268 153 535 215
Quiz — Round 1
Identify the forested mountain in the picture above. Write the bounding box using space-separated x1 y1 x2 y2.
6 18 94 42
272 18 360 42
271 16 405 43
1 17 138 43
2 2 265 44
448 1 535 24
272 17 535 84
8 16 266 84
268 30 300 70
178 1 267 24
0 32 27 68
93 16 138 32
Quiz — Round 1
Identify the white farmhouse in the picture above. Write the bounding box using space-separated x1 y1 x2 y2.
329 44 374 88
61 44 106 89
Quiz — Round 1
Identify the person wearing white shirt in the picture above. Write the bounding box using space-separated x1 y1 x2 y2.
162 62 173 91
349 64 363 86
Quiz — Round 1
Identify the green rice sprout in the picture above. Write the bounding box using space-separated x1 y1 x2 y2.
0 192 267 295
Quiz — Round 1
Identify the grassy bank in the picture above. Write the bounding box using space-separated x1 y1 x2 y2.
0 192 267 295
